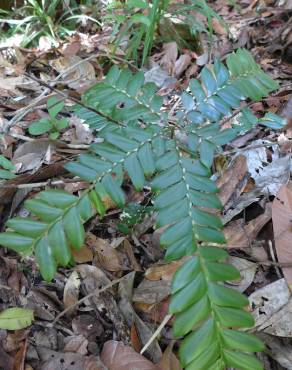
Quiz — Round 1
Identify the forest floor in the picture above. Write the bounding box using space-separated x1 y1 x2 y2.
0 0 292 369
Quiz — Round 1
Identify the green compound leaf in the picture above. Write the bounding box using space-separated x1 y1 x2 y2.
0 48 283 369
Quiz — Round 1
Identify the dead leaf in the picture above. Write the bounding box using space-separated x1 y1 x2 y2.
145 259 187 281
37 348 85 370
13 338 28 370
100 341 159 370
174 54 192 78
64 335 88 355
89 235 125 272
226 256 257 292
132 312 162 363
159 342 182 370
123 239 142 272
63 116 94 144
249 278 291 330
260 334 292 370
272 183 292 289
63 271 81 316
12 140 55 173
217 155 248 207
130 322 142 353
160 42 178 74
72 245 94 263
61 41 81 57
212 18 228 35
133 278 171 304
242 140 290 196
224 203 272 249
72 315 103 341
50 56 96 92
0 346 13 370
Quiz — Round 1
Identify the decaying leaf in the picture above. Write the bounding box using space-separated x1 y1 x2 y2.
224 203 272 249
12 140 55 173
226 256 257 292
160 42 178 74
159 342 182 370
272 183 292 289
260 334 292 370
100 340 159 370
63 271 81 316
242 140 290 196
50 56 96 92
249 278 292 336
145 259 187 282
217 155 248 207
133 278 171 305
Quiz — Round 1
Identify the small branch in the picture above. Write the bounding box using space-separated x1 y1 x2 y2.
140 314 173 355
50 273 130 327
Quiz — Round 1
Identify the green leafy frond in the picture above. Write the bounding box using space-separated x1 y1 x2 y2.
0 48 286 369
179 49 278 125
0 124 163 281
81 66 164 124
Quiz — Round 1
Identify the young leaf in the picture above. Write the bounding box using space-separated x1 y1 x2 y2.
0 308 34 330
28 118 52 135
47 96 64 118
0 155 15 171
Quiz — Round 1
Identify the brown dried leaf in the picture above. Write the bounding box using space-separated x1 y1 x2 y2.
159 342 182 370
72 245 94 263
100 341 159 370
212 18 227 35
224 203 272 249
217 155 248 207
64 335 88 355
145 259 187 281
90 235 125 272
63 271 81 316
133 278 171 304
12 139 55 173
272 183 292 289
160 42 178 74
174 54 192 78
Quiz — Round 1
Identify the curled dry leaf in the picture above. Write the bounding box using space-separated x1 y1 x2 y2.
159 342 182 370
174 54 192 78
272 182 292 289
63 271 81 316
100 340 159 370
226 256 257 292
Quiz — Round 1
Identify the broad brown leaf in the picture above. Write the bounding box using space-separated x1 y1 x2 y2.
272 183 292 289
100 341 160 370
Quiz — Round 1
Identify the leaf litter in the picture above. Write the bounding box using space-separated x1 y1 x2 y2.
0 0 292 369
